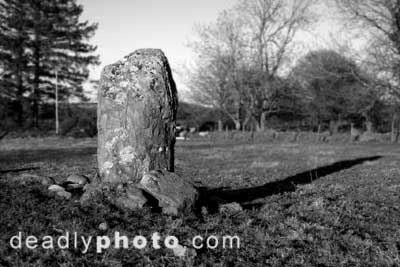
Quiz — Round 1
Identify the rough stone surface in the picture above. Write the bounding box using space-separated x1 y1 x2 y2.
113 185 148 210
83 49 197 213
56 190 72 199
48 184 65 192
98 222 108 231
98 48 178 184
138 170 198 215
79 184 102 204
219 202 243 215
67 174 90 185
80 182 149 211
48 184 72 199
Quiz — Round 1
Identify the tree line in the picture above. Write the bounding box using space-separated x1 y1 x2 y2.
187 0 400 142
0 0 98 129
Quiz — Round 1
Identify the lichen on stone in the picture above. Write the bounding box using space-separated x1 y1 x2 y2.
102 161 114 171
119 146 136 164
119 81 129 88
130 65 139 72
105 128 128 151
114 92 127 105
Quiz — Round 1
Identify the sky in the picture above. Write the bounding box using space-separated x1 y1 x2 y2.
78 0 234 100
77 0 359 101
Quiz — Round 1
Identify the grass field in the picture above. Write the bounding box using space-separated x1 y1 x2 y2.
0 137 400 266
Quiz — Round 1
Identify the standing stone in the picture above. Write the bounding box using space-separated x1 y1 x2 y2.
87 49 197 214
98 49 178 184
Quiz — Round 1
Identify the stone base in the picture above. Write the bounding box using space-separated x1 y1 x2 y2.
80 171 198 215
80 183 148 210
138 170 198 215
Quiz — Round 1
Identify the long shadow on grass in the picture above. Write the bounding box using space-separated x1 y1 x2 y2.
196 155 382 213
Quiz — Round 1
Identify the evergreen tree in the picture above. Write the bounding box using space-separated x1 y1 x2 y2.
26 0 99 127
0 0 99 127
0 0 30 125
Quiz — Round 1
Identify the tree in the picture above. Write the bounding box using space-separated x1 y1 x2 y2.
0 0 30 125
189 56 233 131
335 0 400 141
188 9 246 130
291 49 378 132
188 1 315 131
235 0 315 130
236 67 305 131
0 0 99 127
27 0 99 127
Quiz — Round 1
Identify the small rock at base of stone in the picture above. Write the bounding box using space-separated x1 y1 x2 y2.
67 174 90 186
56 190 72 200
48 184 65 192
219 202 243 215
138 170 198 215
98 222 108 231
113 185 148 210
171 244 197 259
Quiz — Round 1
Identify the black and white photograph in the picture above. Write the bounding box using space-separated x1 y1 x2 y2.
1 0 400 266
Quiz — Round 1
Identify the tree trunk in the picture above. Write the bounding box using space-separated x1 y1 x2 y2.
333 115 345 135
218 119 223 132
260 111 267 131
234 107 241 130
235 120 241 130
329 120 335 135
365 121 374 133
15 44 25 127
16 72 24 127
363 112 374 133
255 120 261 132
391 113 399 143
242 112 252 132
237 100 244 131
32 22 41 128
317 124 322 134
350 123 360 143
32 53 40 128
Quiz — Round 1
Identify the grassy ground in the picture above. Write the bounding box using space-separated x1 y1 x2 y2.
0 137 400 266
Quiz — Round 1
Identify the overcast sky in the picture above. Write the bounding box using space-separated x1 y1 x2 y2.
77 0 357 101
